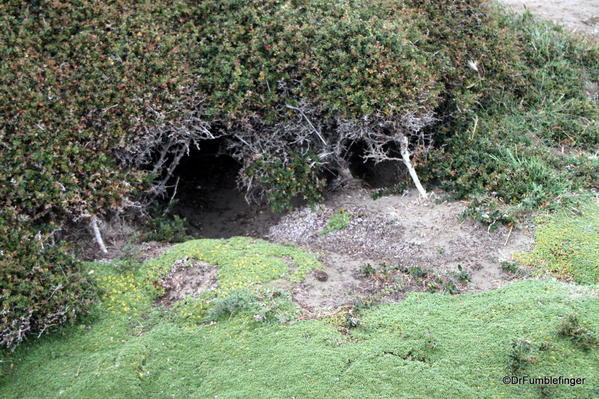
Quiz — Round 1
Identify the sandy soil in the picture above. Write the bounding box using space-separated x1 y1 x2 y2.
153 186 534 314
268 188 533 313
500 0 599 37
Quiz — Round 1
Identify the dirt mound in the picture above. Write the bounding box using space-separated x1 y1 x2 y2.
157 259 218 305
269 188 533 305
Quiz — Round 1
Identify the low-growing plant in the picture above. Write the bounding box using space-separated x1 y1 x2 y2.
451 265 471 283
205 290 257 322
538 384 558 398
112 245 144 274
144 215 188 243
516 203 599 284
320 210 352 235
359 263 377 278
345 314 361 329
508 339 535 374
403 266 428 279
253 290 299 324
557 313 598 351
500 261 520 274
441 279 459 295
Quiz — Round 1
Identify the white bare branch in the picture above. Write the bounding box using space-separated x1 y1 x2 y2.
90 216 108 254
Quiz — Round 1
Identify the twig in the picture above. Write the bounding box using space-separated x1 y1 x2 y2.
163 176 180 216
285 104 328 146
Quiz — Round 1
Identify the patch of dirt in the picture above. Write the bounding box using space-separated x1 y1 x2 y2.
290 253 383 315
170 148 283 239
500 0 599 38
268 188 533 311
133 241 172 262
157 259 218 306
176 183 282 239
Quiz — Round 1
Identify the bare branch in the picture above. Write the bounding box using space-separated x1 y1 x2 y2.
90 216 108 254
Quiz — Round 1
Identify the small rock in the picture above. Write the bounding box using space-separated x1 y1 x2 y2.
314 270 328 282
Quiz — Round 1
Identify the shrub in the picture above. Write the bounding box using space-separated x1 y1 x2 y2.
508 339 534 374
244 152 325 211
421 11 598 224
0 211 96 350
1 1 595 226
557 313 598 351
0 0 202 224
0 0 529 227
143 215 188 243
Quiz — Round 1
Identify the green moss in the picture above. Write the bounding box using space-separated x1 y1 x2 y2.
516 202 599 284
142 237 322 296
320 210 352 235
1 278 597 398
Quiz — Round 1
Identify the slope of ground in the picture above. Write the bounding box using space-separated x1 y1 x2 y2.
2 229 598 398
267 188 533 312
517 201 599 284
0 277 596 399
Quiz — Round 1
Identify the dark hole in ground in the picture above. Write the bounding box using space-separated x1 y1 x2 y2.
162 138 410 238
166 138 281 238
347 141 406 188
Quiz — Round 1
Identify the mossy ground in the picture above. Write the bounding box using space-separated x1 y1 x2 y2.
1 237 598 399
516 201 599 284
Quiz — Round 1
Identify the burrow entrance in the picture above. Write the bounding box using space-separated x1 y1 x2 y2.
346 140 407 188
162 139 408 238
165 139 281 238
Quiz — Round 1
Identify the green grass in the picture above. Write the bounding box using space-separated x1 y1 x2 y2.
320 210 352 235
1 239 598 399
517 201 599 284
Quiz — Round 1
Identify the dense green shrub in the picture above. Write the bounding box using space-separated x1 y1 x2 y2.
0 0 202 222
1 1 595 224
422 11 598 223
0 0 528 226
0 210 96 350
